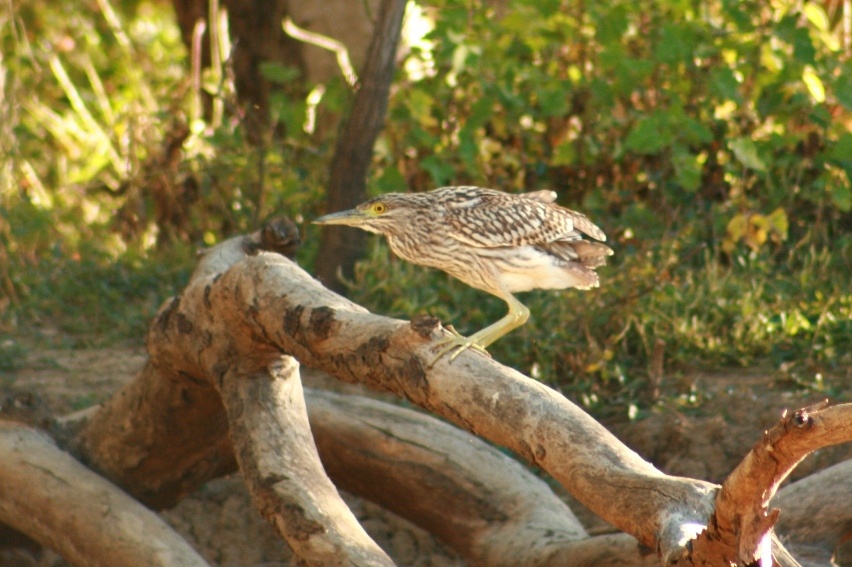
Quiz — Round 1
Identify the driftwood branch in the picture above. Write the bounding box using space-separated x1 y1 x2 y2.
0 421 209 567
213 246 721 558
62 222 851 566
773 459 852 566
688 402 852 566
218 359 394 566
309 388 652 566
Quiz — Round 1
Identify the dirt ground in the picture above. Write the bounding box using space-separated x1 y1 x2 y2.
2 343 850 566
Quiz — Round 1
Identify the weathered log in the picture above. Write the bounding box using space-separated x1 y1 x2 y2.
773 458 852 566
219 359 394 566
684 402 852 566
68 223 851 566
0 421 209 567
213 248 721 559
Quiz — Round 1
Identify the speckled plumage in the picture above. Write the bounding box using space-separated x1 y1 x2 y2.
314 186 612 363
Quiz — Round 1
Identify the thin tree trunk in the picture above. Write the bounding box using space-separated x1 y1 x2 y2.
314 0 407 292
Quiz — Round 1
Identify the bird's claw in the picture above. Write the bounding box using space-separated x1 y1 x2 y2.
428 333 491 367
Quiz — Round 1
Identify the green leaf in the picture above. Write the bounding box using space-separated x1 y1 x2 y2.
374 166 406 194
791 27 816 65
809 105 831 128
831 181 852 212
655 23 693 64
829 134 852 199
552 139 576 166
710 67 742 102
259 62 300 84
682 117 713 144
828 133 852 162
729 137 767 171
468 95 494 129
723 1 753 31
625 116 667 154
596 5 629 44
673 146 702 191
589 78 614 109
421 155 455 186
835 63 852 110
407 88 437 127
537 85 569 117
614 58 654 95
458 125 478 169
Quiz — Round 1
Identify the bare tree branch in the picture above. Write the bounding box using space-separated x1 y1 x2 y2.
308 388 595 566
226 250 721 558
698 403 852 566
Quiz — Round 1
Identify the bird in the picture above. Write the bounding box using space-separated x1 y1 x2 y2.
313 186 612 364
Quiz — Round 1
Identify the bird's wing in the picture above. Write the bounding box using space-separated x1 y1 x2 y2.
444 188 606 248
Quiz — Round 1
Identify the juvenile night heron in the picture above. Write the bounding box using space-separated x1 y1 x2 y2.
314 186 612 363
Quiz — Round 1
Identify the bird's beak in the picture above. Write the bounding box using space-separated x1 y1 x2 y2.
312 208 368 227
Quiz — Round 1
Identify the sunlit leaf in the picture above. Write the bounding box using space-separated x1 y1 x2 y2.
729 137 767 171
407 88 437 128
726 214 747 240
767 208 789 240
803 3 829 32
802 67 825 103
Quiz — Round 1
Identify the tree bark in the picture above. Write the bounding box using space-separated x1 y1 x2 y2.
224 0 306 143
314 0 407 292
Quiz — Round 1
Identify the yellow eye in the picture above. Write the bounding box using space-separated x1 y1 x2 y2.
371 202 387 214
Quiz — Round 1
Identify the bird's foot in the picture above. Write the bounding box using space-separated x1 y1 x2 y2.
429 331 491 367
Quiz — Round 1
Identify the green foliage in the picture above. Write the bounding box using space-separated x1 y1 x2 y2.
2 0 851 413
382 0 852 237
9 245 195 345
350 237 852 412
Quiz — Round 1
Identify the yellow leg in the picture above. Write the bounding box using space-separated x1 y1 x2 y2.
429 294 530 366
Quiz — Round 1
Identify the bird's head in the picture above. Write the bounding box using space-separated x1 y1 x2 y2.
313 193 422 236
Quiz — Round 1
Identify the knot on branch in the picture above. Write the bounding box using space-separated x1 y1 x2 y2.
410 314 441 339
258 217 301 259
